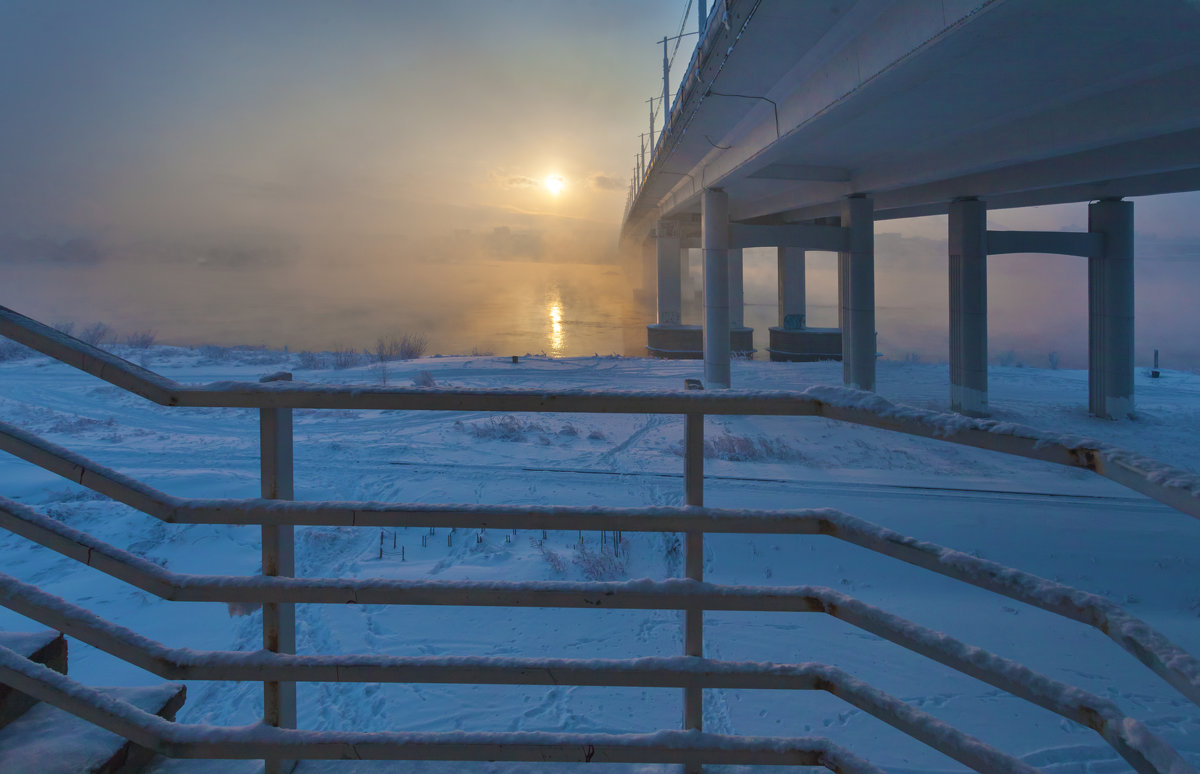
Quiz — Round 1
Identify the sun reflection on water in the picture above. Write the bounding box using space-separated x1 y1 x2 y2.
546 289 565 356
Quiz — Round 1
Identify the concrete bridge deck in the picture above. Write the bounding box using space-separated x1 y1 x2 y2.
624 0 1200 419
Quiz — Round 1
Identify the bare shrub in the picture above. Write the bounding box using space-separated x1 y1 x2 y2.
0 340 34 362
412 370 436 387
455 415 547 441
198 345 232 363
674 433 803 462
994 349 1023 367
537 543 567 576
377 333 428 361
126 330 157 349
375 336 400 362
79 322 115 347
297 351 328 370
1047 351 1060 370
573 545 625 580
330 347 362 370
398 333 427 360
48 414 117 436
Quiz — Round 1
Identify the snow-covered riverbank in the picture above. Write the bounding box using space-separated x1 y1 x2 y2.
2 346 1198 773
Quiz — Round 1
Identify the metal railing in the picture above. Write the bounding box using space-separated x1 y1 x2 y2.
0 302 1198 774
626 0 738 219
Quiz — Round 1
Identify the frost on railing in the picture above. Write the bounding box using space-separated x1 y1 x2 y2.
4 300 1200 519
0 560 1186 774
1 449 1198 710
2 302 1200 772
0 642 886 772
0 484 1198 772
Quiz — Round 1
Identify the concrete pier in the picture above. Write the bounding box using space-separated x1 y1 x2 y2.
727 247 754 357
949 198 989 416
728 248 744 329
1087 199 1135 419
656 220 682 325
703 188 731 388
647 220 703 359
777 246 805 327
840 196 875 391
769 245 840 361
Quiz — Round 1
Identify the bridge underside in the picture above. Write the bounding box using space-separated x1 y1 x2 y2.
624 0 1200 418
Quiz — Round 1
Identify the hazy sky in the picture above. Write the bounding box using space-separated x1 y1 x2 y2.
0 0 678 232
2 0 1199 365
0 0 692 348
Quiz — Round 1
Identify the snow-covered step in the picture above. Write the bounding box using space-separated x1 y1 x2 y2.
0 630 66 730
0 683 185 774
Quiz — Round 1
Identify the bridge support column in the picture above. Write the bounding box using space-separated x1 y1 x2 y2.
682 248 692 320
703 188 731 388
727 247 753 356
729 248 744 329
949 198 989 416
777 246 806 327
656 220 682 325
1088 199 1135 419
641 240 656 299
839 196 875 391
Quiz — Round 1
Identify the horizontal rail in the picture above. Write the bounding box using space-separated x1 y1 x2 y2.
3 306 1198 521
4 303 1200 774
2 441 1198 711
0 567 1185 774
0 645 883 771
0 639 1033 772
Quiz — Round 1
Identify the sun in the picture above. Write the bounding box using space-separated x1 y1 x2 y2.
544 175 565 196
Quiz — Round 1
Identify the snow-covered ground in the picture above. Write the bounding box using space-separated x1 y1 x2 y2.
1 344 1199 774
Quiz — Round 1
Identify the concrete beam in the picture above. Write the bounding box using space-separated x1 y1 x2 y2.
1088 199 1135 419
703 189 731 388
729 223 849 252
987 230 1103 258
949 200 989 416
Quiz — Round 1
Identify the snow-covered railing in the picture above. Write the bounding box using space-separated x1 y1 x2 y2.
2 303 1200 774
0 525 1190 774
0 642 887 771
0 477 1197 772
3 305 1198 521
2 427 1198 711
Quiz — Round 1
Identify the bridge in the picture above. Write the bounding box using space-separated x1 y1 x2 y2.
623 0 1200 419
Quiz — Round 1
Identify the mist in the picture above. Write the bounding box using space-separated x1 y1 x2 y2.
2 2 1199 367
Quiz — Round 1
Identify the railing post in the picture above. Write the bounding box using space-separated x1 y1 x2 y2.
260 371 296 774
683 409 704 774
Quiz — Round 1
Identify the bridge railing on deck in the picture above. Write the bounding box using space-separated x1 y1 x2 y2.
0 303 1198 774
627 0 735 217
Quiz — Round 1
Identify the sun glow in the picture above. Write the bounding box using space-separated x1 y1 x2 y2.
544 175 565 196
